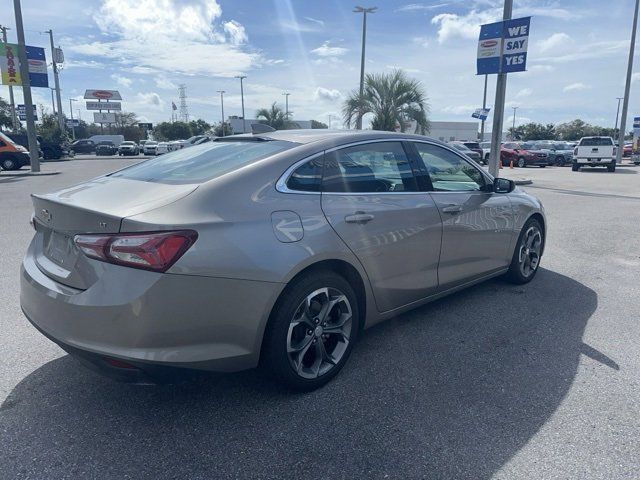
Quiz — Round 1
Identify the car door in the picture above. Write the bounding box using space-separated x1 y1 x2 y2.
320 140 442 313
410 141 514 288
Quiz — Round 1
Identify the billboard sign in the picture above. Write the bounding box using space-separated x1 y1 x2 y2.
66 119 80 127
472 108 491 121
17 104 38 121
138 122 153 130
94 112 117 124
477 17 530 75
0 43 49 87
633 116 640 151
84 89 122 100
86 101 121 111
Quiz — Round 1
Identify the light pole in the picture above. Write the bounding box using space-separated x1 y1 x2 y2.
217 90 226 137
45 29 65 131
0 25 18 132
353 5 377 130
480 74 488 141
282 92 290 119
512 106 518 139
235 75 247 133
49 88 57 114
614 97 624 142
617 0 640 166
69 98 77 140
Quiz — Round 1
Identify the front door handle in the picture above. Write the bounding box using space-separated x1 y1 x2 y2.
442 204 463 214
345 212 375 224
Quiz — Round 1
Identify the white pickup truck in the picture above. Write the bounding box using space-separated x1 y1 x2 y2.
572 136 617 172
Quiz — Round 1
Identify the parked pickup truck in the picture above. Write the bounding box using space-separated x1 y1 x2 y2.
573 136 617 172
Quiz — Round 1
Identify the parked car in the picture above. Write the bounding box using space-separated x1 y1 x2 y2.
95 141 118 156
155 142 170 155
501 142 548 168
194 136 215 145
118 141 140 156
8 134 71 161
572 136 616 172
88 135 125 147
460 141 484 163
530 141 572 166
169 140 188 151
143 141 158 155
448 141 482 163
0 131 30 170
623 142 633 157
185 135 208 146
480 141 491 163
71 139 96 154
21 130 546 390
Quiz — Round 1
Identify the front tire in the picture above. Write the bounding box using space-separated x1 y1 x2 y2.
262 271 359 391
517 156 526 168
505 218 544 284
607 162 616 172
572 163 580 172
1 156 20 170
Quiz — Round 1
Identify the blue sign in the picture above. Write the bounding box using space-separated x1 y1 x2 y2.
472 108 491 121
17 104 37 121
477 16 531 75
25 46 49 87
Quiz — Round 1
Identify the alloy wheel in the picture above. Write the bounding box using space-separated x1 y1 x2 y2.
287 287 353 379
518 225 542 278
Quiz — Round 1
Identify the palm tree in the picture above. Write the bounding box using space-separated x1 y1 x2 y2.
343 69 430 134
256 103 289 130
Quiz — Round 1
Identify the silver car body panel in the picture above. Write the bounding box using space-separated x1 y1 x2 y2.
21 130 546 372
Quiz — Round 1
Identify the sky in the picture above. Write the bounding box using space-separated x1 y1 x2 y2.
1 0 639 130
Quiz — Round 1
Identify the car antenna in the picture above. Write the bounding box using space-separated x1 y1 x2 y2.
251 123 276 134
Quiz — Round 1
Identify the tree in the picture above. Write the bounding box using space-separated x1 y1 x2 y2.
256 103 290 130
153 121 192 141
37 112 69 143
213 122 233 136
343 69 430 134
311 120 328 129
508 122 556 141
189 119 211 136
0 97 15 130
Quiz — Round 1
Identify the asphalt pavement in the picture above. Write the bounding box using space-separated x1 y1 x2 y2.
1 159 639 479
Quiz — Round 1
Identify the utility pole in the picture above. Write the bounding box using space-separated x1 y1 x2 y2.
235 75 247 133
617 0 640 166
511 106 518 138
69 98 77 140
614 97 624 142
480 74 488 141
13 0 39 171
0 25 18 132
49 87 56 114
217 90 226 137
488 0 513 177
282 92 290 119
328 114 333 129
353 6 377 130
45 29 64 131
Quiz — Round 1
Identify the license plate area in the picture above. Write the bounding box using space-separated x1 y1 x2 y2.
45 231 75 267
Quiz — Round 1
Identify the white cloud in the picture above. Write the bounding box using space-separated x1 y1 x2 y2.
385 65 423 74
515 88 533 98
279 19 323 33
111 73 132 87
155 77 177 90
431 10 500 43
528 64 555 73
304 16 325 27
563 82 590 92
314 87 342 102
396 3 450 12
441 104 476 115
311 41 348 57
515 7 573 20
412 36 430 48
223 20 247 45
135 92 162 107
539 33 572 53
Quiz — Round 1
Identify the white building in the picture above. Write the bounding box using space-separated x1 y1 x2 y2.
428 121 479 142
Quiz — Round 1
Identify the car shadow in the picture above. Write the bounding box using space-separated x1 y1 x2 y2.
578 167 637 174
0 268 600 479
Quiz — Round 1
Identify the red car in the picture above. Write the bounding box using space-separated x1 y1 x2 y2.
501 142 548 168
623 143 633 157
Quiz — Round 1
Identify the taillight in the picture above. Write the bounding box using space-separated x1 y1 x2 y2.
74 230 198 272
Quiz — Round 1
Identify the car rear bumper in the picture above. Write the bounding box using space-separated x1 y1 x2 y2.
20 239 283 375
576 157 614 164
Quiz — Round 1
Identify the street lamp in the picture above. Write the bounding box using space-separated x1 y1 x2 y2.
69 98 77 140
512 106 519 138
217 90 226 137
353 5 377 130
282 92 290 119
235 75 247 133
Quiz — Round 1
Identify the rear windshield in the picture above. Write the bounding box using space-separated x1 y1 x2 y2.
464 142 480 149
110 140 293 184
580 137 613 146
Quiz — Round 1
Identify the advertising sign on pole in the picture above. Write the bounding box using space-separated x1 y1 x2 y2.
94 112 117 124
472 108 491 121
84 89 122 100
138 122 153 130
17 104 38 121
66 119 80 128
477 17 530 75
53 47 64 64
633 116 640 151
86 101 121 111
0 43 49 87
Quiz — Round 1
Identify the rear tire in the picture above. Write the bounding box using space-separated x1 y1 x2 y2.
572 163 580 172
505 218 544 284
1 156 20 170
517 157 526 168
607 162 616 172
262 271 359 391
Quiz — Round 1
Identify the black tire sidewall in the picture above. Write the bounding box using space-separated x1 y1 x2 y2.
505 218 543 284
518 157 526 167
262 271 360 391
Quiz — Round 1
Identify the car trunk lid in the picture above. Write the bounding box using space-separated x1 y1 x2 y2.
31 176 197 289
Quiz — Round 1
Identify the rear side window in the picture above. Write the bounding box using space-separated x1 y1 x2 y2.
322 142 417 193
580 138 613 146
111 141 293 184
286 156 323 192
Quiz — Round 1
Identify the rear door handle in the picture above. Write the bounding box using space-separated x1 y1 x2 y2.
442 204 463 214
345 212 375 224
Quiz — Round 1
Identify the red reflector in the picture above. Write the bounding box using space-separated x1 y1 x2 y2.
104 357 138 369
74 230 197 272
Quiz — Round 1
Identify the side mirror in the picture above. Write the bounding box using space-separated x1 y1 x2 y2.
494 177 515 194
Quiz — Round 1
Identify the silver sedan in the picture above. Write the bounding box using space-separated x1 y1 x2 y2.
21 129 546 390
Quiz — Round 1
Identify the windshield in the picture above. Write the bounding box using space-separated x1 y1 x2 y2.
580 137 613 146
110 140 294 184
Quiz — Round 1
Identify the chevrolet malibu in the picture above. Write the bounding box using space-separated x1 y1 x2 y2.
21 129 546 390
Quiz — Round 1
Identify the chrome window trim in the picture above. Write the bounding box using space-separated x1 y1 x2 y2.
275 152 324 195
